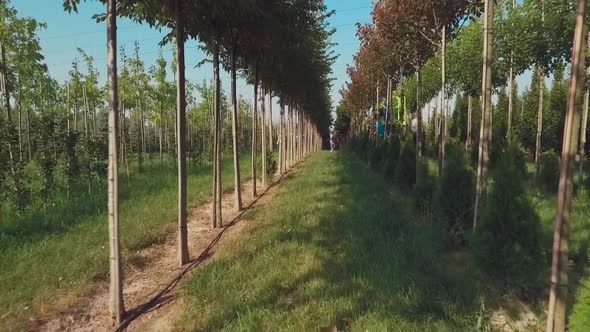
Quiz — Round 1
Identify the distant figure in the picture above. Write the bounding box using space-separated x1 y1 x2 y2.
411 116 418 143
377 98 387 138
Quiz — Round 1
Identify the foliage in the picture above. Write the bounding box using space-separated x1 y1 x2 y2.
393 136 416 190
433 139 475 245
257 150 277 182
538 150 560 192
36 113 57 207
382 135 401 177
63 130 80 195
471 145 545 290
570 278 590 332
412 160 436 213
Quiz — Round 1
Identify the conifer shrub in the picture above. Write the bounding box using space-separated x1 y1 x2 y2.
382 136 401 179
257 150 277 181
412 160 435 212
394 137 416 190
510 143 529 179
471 145 545 290
538 150 560 192
368 139 386 169
570 276 590 332
433 139 475 245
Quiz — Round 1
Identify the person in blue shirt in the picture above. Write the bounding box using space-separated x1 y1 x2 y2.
377 99 386 138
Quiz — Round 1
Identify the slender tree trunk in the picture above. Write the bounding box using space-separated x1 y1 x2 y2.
106 0 125 323
467 95 473 153
416 69 423 186
439 26 447 176
535 66 545 182
546 1 586 330
279 102 285 174
252 61 259 198
261 87 267 187
83 85 89 137
26 106 32 161
214 35 222 227
473 0 494 231
160 102 163 164
269 84 273 153
506 0 516 140
230 47 242 211
139 98 145 171
17 80 23 161
507 55 514 142
385 76 393 136
175 0 189 265
580 88 589 184
1 41 12 123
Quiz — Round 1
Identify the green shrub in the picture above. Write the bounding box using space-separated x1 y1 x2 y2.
538 150 560 192
256 150 277 181
433 139 475 246
368 139 387 169
412 160 436 213
393 138 416 190
570 276 590 332
503 143 528 179
382 136 400 178
470 146 545 290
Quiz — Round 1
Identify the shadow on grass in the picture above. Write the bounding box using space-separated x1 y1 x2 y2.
182 152 479 331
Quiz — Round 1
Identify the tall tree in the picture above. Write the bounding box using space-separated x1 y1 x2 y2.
175 0 189 265
546 0 587 330
473 0 494 230
106 0 124 323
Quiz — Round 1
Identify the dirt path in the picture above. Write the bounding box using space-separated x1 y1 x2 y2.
39 170 293 332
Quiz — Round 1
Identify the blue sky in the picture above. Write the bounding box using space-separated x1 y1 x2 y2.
11 0 373 112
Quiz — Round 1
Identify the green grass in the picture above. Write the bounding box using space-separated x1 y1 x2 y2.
0 155 252 330
179 152 479 331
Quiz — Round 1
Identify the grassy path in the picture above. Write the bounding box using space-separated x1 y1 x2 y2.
0 157 251 330
178 152 478 331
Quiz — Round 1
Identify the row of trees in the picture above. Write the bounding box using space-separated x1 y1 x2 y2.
60 0 331 325
334 0 588 330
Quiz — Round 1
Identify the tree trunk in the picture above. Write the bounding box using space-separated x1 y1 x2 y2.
214 35 223 227
473 0 494 231
139 97 145 172
279 102 285 174
507 50 514 141
252 60 259 198
416 69 423 186
546 1 586 331
83 84 89 137
261 87 267 188
160 101 163 164
230 46 242 211
26 106 32 161
439 26 447 177
175 0 189 265
17 79 23 161
467 95 473 153
106 0 125 323
580 88 589 184
535 67 545 182
1 41 12 123
269 84 273 153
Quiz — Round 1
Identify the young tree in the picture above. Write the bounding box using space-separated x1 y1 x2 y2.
473 0 494 230
546 0 587 329
175 0 189 264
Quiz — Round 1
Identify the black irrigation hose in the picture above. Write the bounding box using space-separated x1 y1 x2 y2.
114 165 298 332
